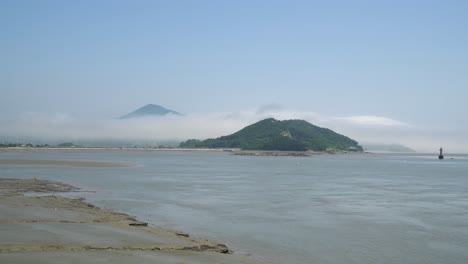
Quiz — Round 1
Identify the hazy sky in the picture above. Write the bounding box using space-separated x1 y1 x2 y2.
1 1 468 151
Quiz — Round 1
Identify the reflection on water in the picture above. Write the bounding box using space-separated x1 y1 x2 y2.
1 151 468 264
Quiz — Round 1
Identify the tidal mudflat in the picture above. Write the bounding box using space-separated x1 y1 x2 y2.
0 178 266 264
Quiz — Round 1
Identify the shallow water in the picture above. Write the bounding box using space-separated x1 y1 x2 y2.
1 151 468 264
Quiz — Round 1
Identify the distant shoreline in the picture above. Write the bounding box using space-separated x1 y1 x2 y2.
2 147 462 155
232 150 369 157
0 147 367 155
0 159 135 167
0 147 235 153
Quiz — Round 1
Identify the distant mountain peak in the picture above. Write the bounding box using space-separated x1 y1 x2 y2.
120 104 181 119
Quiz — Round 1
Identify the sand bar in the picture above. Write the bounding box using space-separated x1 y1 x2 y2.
0 159 135 167
0 178 268 264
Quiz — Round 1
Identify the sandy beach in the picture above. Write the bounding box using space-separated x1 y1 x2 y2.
0 178 267 264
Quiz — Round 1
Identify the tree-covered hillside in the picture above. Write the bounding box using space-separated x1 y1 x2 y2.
180 118 363 151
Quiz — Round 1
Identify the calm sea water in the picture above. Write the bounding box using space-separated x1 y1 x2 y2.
1 151 468 264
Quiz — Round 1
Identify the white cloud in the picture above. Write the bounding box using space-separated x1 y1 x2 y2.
333 115 409 127
1 108 467 152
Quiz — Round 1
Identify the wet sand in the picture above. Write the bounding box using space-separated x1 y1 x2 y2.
0 159 135 167
0 178 267 264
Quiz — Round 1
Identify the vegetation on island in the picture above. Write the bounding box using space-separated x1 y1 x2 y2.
0 142 76 148
0 143 50 148
179 118 363 151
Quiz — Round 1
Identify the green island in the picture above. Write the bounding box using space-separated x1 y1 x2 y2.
180 118 363 152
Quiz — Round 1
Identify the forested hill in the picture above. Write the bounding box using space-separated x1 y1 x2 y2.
179 118 363 151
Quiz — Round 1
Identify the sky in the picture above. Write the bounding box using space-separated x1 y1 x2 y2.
1 0 468 152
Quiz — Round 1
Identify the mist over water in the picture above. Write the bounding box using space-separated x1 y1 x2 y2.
1 151 467 264
1 109 466 152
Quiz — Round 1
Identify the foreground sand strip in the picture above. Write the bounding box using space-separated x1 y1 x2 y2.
0 179 229 254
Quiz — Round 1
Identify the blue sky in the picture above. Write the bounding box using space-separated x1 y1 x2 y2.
1 1 468 151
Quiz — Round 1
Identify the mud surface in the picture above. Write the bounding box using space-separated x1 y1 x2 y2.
0 178 266 264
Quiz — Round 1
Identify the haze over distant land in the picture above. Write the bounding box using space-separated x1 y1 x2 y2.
1 1 467 152
362 143 415 153
120 104 182 119
0 105 465 153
